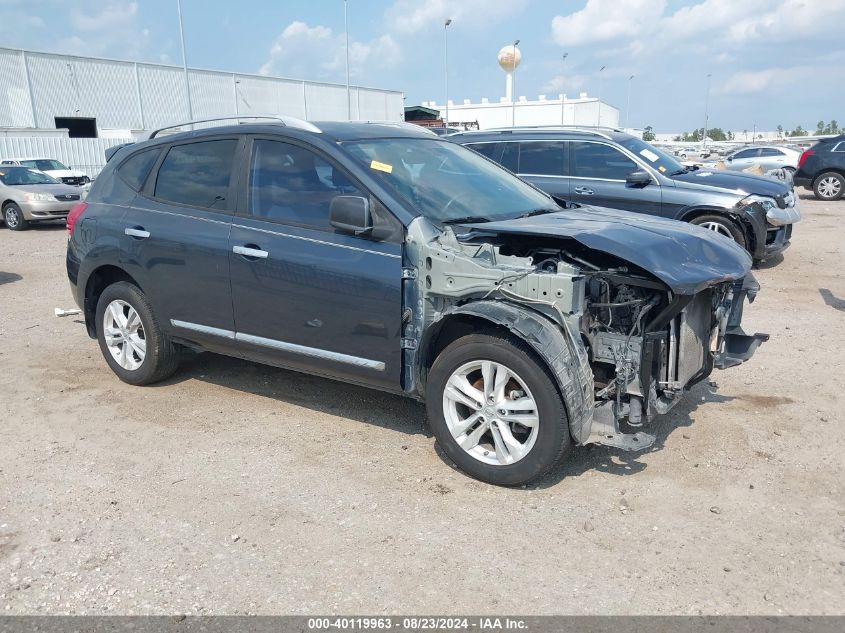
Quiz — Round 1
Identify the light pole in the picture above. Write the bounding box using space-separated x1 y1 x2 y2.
625 74 634 130
511 39 520 127
444 19 452 127
344 0 351 120
596 65 606 126
560 53 568 125
703 73 712 149
176 0 193 124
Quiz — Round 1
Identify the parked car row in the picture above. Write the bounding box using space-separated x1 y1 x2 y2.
0 166 85 230
64 117 769 485
0 157 90 186
450 127 800 262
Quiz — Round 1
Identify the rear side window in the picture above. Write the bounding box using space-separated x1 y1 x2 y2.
831 142 844 153
467 143 500 160
517 141 566 176
154 139 237 210
572 142 637 180
118 149 160 191
733 148 759 159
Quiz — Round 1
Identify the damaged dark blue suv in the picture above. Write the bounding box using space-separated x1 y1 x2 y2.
66 116 767 486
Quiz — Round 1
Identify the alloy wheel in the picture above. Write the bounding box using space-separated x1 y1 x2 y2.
442 360 539 466
102 299 146 370
4 207 20 228
818 176 842 199
699 221 733 238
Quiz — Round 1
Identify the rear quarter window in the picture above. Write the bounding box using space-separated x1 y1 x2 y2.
117 148 161 191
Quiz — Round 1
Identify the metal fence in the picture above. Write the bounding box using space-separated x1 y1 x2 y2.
0 46 404 132
0 136 133 178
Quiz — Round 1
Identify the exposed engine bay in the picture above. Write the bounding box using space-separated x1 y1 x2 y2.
403 217 769 450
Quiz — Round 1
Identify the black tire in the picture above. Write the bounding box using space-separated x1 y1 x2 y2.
95 281 180 385
813 171 844 201
689 213 747 250
3 203 29 231
426 332 571 486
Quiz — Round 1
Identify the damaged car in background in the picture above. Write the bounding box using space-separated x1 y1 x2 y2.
66 118 767 486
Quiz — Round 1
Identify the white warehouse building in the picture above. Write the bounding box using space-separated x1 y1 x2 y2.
0 46 404 138
427 93 620 130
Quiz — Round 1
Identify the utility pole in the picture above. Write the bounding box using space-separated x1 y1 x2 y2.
444 19 452 127
625 74 634 130
511 39 520 127
344 0 351 120
176 0 193 124
703 73 712 149
560 53 568 125
596 65 606 126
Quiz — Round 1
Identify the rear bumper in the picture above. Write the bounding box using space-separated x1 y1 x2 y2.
793 176 813 189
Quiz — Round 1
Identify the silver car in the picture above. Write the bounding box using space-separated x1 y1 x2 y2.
723 146 801 173
0 166 84 231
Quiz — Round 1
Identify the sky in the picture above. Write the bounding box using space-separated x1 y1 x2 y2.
1 0 843 133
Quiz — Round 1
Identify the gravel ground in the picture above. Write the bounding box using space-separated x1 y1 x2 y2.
0 195 843 615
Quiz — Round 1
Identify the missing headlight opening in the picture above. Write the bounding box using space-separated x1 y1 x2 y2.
404 217 769 453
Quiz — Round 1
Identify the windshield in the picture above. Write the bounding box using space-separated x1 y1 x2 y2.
0 167 60 185
617 138 686 175
342 138 557 223
19 159 68 171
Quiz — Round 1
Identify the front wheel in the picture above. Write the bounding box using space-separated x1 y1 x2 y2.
689 213 747 250
3 203 29 231
426 333 571 486
95 281 180 385
813 172 844 201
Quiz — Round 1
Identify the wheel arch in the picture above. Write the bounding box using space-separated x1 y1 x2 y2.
83 265 143 338
680 206 754 252
417 300 595 444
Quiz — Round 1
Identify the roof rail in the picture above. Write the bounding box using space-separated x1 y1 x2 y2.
464 125 621 140
363 121 439 135
148 114 322 139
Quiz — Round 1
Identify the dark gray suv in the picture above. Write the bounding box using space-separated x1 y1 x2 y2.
451 127 800 262
66 117 767 486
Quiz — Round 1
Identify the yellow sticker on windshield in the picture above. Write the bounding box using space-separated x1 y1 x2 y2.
658 165 667 173
370 160 393 174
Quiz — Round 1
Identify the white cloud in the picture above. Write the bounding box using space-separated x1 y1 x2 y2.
57 1 150 58
550 0 666 47
386 0 528 33
718 69 779 95
260 21 401 80
542 74 588 96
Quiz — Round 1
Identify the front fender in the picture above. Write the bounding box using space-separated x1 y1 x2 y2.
434 300 595 445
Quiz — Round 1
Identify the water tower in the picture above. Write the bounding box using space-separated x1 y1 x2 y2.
497 43 521 102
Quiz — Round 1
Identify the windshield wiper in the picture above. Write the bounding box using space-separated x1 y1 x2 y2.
669 165 694 176
441 215 491 225
518 207 559 219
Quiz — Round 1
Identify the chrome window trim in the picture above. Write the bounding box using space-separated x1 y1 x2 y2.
231 222 401 259
831 142 844 153
170 319 385 371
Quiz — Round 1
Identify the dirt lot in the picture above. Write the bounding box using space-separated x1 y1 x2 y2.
0 195 843 615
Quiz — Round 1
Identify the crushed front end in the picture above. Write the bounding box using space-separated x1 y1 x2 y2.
403 215 768 451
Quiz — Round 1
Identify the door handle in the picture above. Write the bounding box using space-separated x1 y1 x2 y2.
125 227 150 239
233 245 268 259
574 187 594 195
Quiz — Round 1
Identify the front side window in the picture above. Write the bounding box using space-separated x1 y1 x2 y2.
517 141 566 176
733 148 759 159
154 139 237 210
572 142 637 180
342 138 556 223
759 148 784 157
249 139 365 232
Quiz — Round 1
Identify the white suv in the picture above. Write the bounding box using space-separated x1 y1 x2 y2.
0 158 90 186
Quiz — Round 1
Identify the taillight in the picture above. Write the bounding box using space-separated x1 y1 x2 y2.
798 149 814 168
66 202 88 233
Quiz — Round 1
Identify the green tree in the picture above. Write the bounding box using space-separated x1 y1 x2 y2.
788 125 807 137
707 127 727 141
776 125 784 138
642 125 656 141
816 120 826 135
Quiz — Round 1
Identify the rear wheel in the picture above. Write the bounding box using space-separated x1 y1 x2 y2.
813 172 844 201
95 281 180 385
426 333 571 486
689 213 747 250
2 203 28 231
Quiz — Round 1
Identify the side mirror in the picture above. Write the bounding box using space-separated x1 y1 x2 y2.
726 156 733 162
625 170 652 188
330 196 372 235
